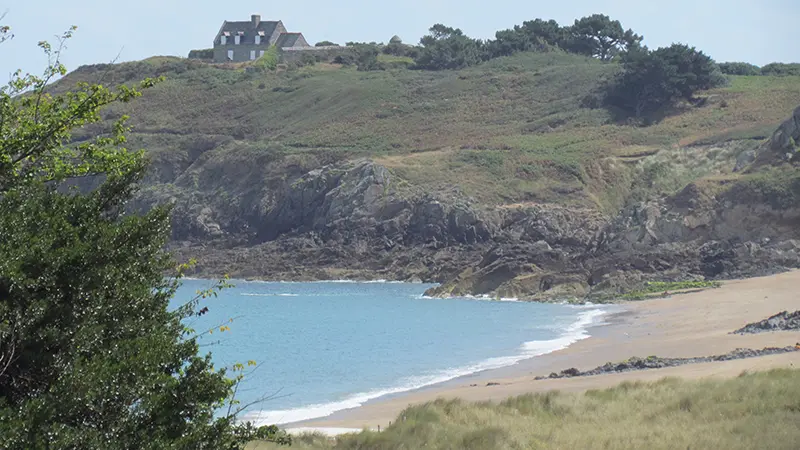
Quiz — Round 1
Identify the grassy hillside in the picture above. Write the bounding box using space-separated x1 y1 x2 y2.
62 51 800 212
249 369 800 450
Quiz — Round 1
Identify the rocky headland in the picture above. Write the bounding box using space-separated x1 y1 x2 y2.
159 105 800 301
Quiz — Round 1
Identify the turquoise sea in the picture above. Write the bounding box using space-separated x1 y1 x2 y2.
174 279 608 425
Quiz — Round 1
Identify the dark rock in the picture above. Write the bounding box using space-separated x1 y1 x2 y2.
559 368 580 377
539 346 799 380
769 105 800 152
734 311 800 334
161 107 800 294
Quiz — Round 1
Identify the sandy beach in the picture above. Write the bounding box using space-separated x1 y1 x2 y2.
293 270 800 431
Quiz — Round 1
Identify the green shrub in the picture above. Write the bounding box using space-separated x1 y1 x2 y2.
760 62 800 76
718 61 761 76
188 48 214 60
256 45 279 71
603 44 722 121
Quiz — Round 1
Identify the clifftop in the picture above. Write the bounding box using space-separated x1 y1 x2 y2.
57 52 800 296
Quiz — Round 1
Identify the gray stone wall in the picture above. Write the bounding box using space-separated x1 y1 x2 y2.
213 44 270 63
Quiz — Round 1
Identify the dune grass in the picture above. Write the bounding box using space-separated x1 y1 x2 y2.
248 368 800 450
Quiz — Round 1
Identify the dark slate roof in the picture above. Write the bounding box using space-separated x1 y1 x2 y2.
275 32 306 48
216 20 281 45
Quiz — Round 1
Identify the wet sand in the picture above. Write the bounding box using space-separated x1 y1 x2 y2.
296 270 800 431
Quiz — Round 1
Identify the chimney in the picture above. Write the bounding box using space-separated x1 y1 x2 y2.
251 14 261 28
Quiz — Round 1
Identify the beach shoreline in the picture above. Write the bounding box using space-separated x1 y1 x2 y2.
288 270 800 432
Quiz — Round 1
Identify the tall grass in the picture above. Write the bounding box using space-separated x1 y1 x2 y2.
250 369 800 450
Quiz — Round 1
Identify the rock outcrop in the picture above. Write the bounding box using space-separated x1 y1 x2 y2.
169 160 500 282
769 105 800 152
427 180 800 300
734 311 800 334
536 346 800 380
161 106 800 298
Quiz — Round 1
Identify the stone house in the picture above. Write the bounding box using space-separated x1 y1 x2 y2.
212 14 310 63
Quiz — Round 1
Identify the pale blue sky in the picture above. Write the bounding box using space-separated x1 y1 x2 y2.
1 0 796 77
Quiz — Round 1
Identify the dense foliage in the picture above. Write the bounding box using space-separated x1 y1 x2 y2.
603 44 723 121
718 61 761 76
188 48 214 60
354 44 381 71
761 63 800 77
257 45 280 71
413 14 643 69
566 14 642 61
717 62 800 77
0 26 285 449
414 24 485 70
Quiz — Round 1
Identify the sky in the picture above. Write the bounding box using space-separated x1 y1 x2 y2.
1 0 797 77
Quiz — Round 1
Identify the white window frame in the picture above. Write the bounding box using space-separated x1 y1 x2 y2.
227 50 234 61
234 35 240 45
250 50 256 60
221 35 227 45
255 35 261 45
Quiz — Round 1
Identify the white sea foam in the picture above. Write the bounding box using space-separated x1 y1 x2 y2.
241 307 609 426
417 294 521 302
241 293 299 297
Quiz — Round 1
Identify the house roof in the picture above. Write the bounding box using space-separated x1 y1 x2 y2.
275 32 305 48
219 20 281 38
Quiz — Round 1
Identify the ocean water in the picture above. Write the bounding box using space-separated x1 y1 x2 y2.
173 279 607 425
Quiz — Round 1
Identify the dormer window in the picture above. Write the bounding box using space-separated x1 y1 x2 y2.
221 31 230 45
234 32 241 45
256 31 265 45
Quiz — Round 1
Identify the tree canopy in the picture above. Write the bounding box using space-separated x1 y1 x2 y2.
415 24 484 70
412 14 644 70
0 24 287 449
567 14 642 61
603 44 721 121
718 61 761 76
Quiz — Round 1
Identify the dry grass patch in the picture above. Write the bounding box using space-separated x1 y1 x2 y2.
250 368 800 450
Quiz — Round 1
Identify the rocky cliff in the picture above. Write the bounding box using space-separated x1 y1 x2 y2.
160 105 800 299
167 159 500 282
426 106 800 300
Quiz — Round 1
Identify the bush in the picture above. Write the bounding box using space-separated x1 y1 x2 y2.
314 40 338 47
256 45 280 71
188 48 213 60
333 52 357 66
603 44 722 121
760 62 800 76
414 24 484 70
718 61 761 76
301 52 318 66
354 44 384 71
